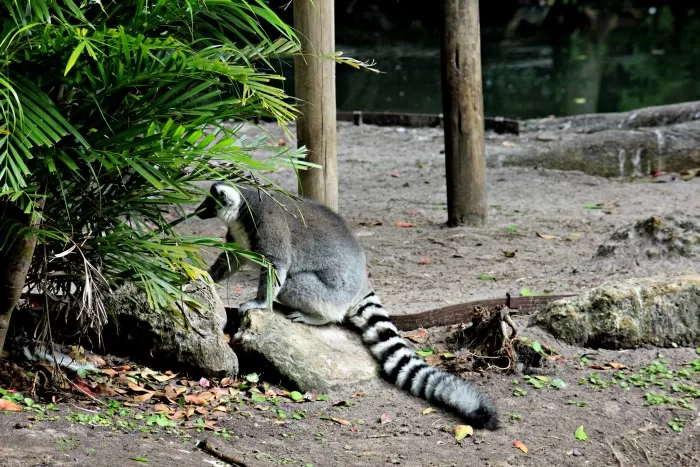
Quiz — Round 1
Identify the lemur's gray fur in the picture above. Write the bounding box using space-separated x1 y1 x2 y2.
197 182 499 430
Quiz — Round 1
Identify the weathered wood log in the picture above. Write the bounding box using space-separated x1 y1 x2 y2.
294 0 338 210
336 111 520 134
441 0 487 227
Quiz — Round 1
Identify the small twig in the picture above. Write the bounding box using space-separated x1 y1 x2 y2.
180 424 219 431
606 439 625 467
68 378 105 406
624 435 652 467
197 439 248 467
69 403 102 414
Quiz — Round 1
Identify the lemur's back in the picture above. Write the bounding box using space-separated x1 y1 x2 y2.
241 189 368 280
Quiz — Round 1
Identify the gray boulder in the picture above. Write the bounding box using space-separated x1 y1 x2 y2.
103 282 238 377
234 309 378 394
596 214 700 260
530 274 700 349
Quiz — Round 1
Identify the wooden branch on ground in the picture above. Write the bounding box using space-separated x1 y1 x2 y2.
197 439 248 467
390 294 574 331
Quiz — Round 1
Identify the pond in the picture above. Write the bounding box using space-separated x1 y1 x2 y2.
279 16 700 120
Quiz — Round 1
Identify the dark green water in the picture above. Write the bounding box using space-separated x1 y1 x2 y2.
282 15 700 120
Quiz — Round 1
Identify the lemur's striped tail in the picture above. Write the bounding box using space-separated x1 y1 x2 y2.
346 291 500 430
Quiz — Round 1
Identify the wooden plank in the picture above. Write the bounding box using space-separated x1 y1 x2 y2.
293 0 338 210
441 0 487 227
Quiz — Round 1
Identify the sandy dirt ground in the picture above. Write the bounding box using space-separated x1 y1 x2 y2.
1 122 699 466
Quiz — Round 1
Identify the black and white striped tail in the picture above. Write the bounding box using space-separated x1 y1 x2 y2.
346 291 500 430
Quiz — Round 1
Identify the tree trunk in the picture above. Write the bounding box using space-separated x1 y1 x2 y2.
441 0 487 227
0 201 41 356
294 0 338 210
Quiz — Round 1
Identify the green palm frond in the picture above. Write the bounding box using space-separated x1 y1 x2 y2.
0 0 312 335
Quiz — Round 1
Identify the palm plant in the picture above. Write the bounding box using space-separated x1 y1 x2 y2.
0 0 313 354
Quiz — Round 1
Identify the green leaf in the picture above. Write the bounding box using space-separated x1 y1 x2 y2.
550 379 566 389
131 457 149 463
478 274 497 281
245 373 259 383
289 391 303 401
530 341 542 353
251 394 266 403
64 41 87 76
574 425 588 441
415 348 435 357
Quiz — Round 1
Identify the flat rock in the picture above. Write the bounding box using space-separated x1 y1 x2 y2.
530 274 700 349
234 309 378 393
103 282 238 377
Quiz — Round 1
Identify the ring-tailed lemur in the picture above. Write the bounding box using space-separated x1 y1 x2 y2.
196 182 499 430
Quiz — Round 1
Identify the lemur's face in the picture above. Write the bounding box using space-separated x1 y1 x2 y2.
196 183 243 222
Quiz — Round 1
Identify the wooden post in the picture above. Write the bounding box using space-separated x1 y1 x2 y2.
294 0 338 210
441 0 486 226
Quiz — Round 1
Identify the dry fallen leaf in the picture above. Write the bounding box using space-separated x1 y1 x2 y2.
101 369 118 378
85 354 107 367
96 382 125 396
185 394 208 406
127 382 150 393
185 406 195 418
422 407 437 415
454 425 473 441
536 232 559 240
379 412 393 424
153 403 169 412
0 399 23 412
167 410 185 420
608 362 627 369
395 221 417 228
198 392 216 402
152 373 178 383
513 440 529 453
351 392 365 398
424 355 442 366
134 391 155 402
403 330 427 344
330 417 351 426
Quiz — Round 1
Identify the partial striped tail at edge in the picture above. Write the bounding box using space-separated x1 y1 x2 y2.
346 291 500 430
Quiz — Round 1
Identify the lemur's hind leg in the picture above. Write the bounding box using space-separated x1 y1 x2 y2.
276 272 349 326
